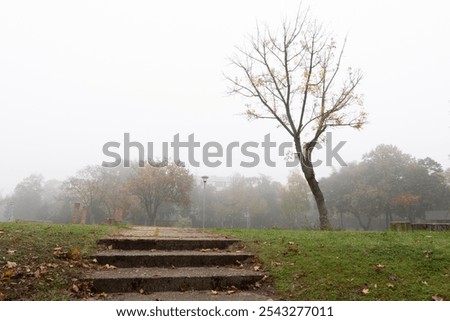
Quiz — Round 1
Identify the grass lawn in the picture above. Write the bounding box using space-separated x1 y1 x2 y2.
0 222 120 300
217 229 450 301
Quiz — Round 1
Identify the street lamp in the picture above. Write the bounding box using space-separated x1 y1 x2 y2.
201 176 209 228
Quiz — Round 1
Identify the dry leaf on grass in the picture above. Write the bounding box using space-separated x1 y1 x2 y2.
72 248 79 260
375 264 385 272
3 270 14 277
6 261 17 269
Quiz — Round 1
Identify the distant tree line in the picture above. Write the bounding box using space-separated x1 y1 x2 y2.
321 145 450 230
1 144 449 230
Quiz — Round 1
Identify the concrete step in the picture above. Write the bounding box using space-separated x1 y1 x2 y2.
101 290 272 301
97 237 238 251
85 267 264 293
92 250 253 268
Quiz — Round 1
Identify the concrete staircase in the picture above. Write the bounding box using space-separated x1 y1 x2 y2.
84 227 269 300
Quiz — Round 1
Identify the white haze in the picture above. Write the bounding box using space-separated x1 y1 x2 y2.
0 0 449 194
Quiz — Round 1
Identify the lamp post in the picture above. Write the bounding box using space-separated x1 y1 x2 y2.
201 176 209 228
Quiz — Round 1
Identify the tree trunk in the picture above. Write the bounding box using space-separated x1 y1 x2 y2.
143 200 156 226
303 168 331 230
296 139 331 230
384 205 392 230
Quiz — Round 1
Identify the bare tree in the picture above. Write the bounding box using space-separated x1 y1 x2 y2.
226 9 365 229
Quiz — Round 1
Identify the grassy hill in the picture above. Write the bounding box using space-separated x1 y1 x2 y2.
1 222 448 300
0 222 119 300
217 229 449 301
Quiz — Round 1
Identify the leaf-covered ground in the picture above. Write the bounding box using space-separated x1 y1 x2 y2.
0 222 119 300
216 229 450 301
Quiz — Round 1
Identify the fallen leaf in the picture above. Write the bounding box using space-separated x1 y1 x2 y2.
227 290 236 295
72 248 79 260
6 261 17 269
293 272 307 279
3 270 14 277
7 249 16 255
253 265 261 271
362 288 370 295
375 264 385 272
387 283 395 289
388 275 398 281
107 245 113 250
288 241 295 245
261 275 269 282
71 284 79 293
104 264 117 270
0 292 5 301
423 250 432 258
211 290 218 295
139 288 145 294
432 295 444 301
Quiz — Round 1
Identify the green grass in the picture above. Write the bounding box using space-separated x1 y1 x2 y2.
0 222 120 300
216 229 450 300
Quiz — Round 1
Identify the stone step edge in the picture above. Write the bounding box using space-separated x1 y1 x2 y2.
84 267 265 293
97 238 240 250
90 251 254 268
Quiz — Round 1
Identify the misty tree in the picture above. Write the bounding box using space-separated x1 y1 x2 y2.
12 174 44 220
62 166 107 224
215 175 268 228
126 161 193 226
322 145 450 230
280 170 312 229
226 9 365 229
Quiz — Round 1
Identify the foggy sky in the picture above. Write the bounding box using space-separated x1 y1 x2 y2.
1 0 449 194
